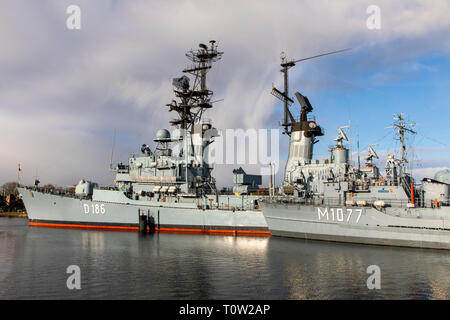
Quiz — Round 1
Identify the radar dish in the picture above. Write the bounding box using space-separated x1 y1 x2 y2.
338 127 349 142
434 169 450 184
154 129 171 142
295 92 313 113
172 76 190 90
368 145 379 159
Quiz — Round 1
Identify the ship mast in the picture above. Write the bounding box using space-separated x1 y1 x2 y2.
393 113 416 165
393 113 417 182
385 113 416 187
167 40 223 131
165 41 223 194
271 48 350 136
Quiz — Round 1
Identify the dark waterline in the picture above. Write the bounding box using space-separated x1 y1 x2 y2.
0 218 449 299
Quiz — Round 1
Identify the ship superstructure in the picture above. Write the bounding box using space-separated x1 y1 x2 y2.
112 40 222 198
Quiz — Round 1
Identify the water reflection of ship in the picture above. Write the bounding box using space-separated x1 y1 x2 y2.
266 238 450 299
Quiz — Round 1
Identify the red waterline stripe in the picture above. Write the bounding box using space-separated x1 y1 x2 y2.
29 222 271 236
29 222 138 231
157 227 270 236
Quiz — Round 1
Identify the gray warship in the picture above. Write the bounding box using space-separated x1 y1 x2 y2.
18 41 269 235
262 53 450 249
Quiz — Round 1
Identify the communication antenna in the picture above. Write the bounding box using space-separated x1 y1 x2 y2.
110 129 116 169
271 48 351 135
357 127 360 169
34 168 40 187
348 120 352 166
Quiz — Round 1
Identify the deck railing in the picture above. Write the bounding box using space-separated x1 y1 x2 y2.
265 197 450 209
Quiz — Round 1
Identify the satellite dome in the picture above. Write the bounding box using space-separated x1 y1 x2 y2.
434 169 450 184
154 129 171 142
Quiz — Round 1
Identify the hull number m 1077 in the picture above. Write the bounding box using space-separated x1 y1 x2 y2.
318 208 362 223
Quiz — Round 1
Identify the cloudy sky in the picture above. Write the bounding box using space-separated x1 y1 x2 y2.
1 0 449 188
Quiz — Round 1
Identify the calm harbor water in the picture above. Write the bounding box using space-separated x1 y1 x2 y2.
0 217 449 300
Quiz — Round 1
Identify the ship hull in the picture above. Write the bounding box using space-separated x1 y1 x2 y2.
19 188 269 236
262 202 450 249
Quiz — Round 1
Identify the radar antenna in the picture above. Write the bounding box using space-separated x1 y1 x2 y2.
334 126 349 148
365 144 379 167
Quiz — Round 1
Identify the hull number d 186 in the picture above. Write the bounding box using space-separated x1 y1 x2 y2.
83 203 106 215
318 208 362 223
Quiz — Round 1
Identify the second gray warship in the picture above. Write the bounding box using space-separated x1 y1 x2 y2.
261 53 450 249
18 41 269 235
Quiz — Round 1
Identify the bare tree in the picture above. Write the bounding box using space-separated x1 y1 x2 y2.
1 182 19 196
